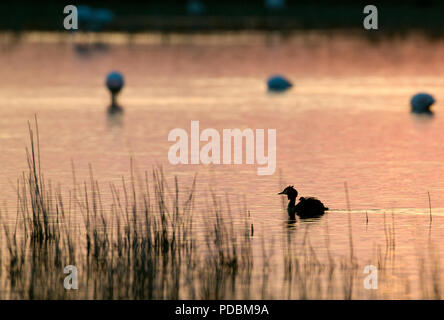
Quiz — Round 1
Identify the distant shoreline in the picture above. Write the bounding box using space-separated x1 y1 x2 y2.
2 3 444 36
0 29 442 47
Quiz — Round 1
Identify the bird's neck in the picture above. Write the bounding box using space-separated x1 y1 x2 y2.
287 197 297 220
288 197 296 208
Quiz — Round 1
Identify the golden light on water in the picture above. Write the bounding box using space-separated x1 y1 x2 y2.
2 30 444 299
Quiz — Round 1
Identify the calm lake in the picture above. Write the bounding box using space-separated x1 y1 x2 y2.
1 31 444 299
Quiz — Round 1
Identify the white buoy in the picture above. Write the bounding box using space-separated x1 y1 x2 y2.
267 75 292 92
106 71 124 114
411 93 435 114
106 71 124 94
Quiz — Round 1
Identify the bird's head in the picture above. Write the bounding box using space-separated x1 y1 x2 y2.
278 185 298 200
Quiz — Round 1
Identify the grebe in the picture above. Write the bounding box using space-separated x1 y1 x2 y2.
411 93 435 115
267 75 292 92
106 71 124 114
278 186 328 219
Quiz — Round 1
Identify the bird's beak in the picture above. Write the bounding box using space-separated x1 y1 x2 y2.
278 191 284 195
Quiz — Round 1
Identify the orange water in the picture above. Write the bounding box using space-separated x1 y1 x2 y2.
1 32 444 298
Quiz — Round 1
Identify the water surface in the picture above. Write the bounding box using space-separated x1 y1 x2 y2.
1 32 444 299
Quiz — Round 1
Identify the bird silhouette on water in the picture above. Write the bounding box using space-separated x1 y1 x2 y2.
278 186 328 219
106 71 124 114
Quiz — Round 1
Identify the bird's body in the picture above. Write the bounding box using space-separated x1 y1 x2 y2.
279 186 328 219
293 197 328 218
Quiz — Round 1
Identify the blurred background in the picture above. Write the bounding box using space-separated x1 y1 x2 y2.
0 1 443 35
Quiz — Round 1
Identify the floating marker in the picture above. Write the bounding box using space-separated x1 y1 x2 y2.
411 93 435 114
267 75 292 92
